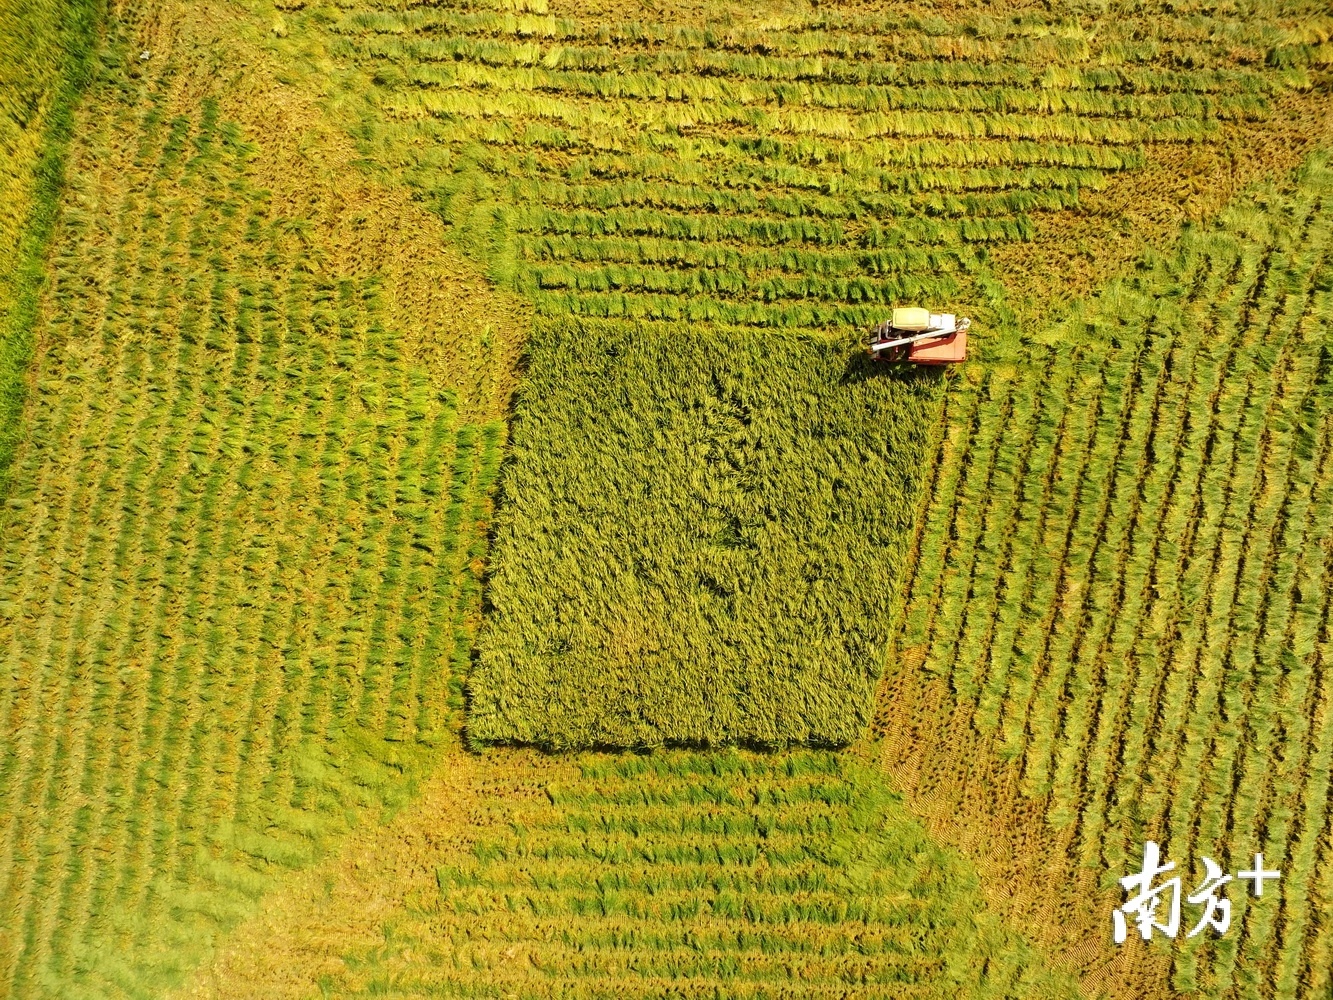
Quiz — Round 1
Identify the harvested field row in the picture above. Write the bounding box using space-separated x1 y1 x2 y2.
332 5 1325 73
878 151 1333 999
269 751 1081 1000
399 62 1275 121
0 28 507 997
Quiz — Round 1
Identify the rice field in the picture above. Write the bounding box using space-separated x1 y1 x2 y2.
288 0 1328 750
879 152 1333 998
0 17 510 995
470 319 937 748
309 0 1328 343
201 750 1082 1000
3 0 1333 997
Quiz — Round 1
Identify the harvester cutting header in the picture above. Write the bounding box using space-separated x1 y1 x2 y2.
868 308 969 364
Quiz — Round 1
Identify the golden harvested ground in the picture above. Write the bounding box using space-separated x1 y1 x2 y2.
174 749 1079 1000
992 85 1333 328
166 748 560 1000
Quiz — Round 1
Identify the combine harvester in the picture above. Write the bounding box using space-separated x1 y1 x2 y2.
867 307 969 364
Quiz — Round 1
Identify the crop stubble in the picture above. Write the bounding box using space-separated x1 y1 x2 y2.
878 154 1333 999
172 750 1081 1000
0 2 527 995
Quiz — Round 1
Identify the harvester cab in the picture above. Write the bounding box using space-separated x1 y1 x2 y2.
867 307 970 364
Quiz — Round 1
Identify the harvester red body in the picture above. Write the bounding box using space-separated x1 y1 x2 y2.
868 308 969 364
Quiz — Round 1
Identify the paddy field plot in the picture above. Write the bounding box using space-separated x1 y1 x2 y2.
879 153 1333 998
470 320 936 748
0 11 522 994
0 0 1332 998
171 750 1082 1000
301 0 1333 751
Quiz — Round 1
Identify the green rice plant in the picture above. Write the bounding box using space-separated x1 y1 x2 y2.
969 354 1077 737
921 373 1017 688
1040 318 1180 824
0 0 102 496
1066 287 1215 860
470 318 940 748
